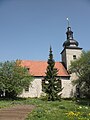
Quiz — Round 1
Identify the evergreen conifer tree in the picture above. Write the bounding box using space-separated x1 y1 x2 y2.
42 46 62 101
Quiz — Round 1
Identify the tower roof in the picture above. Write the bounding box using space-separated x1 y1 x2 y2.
63 19 79 48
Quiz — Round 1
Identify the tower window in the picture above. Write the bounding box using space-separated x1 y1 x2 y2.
73 55 76 60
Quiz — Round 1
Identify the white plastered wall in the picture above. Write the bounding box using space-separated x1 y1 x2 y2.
20 76 74 98
19 76 78 98
19 67 80 98
61 77 73 98
19 77 42 98
61 73 78 98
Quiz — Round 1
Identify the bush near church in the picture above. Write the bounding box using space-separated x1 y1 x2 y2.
0 60 33 98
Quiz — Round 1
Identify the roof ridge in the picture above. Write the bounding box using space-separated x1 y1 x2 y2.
22 60 62 63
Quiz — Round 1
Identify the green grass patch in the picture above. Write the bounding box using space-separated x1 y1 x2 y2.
0 99 13 108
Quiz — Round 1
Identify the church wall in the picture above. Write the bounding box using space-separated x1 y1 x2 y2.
19 77 42 98
19 76 75 98
61 78 73 98
61 73 78 98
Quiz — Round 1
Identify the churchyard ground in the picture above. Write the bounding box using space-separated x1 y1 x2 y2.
0 98 90 120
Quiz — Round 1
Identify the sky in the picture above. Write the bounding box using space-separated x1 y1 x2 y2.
0 0 90 62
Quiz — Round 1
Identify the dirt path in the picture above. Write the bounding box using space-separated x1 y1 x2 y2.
0 105 35 120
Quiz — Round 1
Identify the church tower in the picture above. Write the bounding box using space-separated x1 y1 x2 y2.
61 22 82 70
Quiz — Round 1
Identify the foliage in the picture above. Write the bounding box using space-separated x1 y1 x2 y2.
42 46 62 101
0 60 33 98
69 51 90 98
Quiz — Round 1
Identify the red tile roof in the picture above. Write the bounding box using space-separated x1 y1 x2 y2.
21 60 69 77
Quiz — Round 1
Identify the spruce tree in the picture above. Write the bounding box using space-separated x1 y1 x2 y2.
42 46 62 101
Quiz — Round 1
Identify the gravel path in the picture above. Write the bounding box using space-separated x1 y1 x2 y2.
0 105 35 120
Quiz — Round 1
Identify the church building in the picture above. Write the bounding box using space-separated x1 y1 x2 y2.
20 25 82 98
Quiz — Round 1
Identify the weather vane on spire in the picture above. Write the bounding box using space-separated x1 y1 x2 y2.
67 18 70 27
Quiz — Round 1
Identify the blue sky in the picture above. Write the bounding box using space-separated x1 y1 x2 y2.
0 0 90 62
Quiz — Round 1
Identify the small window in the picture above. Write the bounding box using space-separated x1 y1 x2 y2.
73 55 76 60
27 67 30 71
25 85 29 92
25 66 30 71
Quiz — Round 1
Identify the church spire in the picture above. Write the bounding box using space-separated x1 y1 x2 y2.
63 19 79 48
61 20 82 70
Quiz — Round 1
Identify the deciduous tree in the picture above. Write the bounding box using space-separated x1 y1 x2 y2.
69 51 90 98
0 60 33 98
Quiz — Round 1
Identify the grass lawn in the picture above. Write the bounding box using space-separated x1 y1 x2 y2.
0 98 90 120
26 98 90 120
